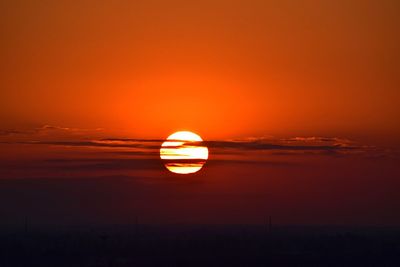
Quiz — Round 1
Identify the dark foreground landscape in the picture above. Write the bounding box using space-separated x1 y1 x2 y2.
1 224 400 267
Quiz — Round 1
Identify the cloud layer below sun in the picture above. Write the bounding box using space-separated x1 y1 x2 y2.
0 124 385 160
0 124 393 179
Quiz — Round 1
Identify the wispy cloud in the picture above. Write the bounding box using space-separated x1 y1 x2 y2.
36 125 104 133
0 125 379 158
0 125 104 140
0 129 31 136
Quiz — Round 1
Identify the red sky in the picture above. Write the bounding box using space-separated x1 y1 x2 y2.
0 0 399 226
1 0 400 141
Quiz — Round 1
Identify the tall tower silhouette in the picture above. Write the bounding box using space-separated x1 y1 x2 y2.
269 216 272 233
24 216 28 235
265 216 272 234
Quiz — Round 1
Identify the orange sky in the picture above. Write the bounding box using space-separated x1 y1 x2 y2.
1 0 399 143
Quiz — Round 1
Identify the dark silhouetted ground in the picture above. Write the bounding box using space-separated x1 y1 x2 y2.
1 224 400 266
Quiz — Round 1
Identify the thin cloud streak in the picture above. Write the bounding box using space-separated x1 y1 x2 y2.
1 137 368 152
0 125 380 159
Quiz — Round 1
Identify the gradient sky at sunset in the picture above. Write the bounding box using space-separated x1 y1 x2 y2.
1 1 400 226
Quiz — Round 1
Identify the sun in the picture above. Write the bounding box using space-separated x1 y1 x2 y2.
160 131 209 174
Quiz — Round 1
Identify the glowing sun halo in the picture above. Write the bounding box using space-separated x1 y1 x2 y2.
160 131 209 174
